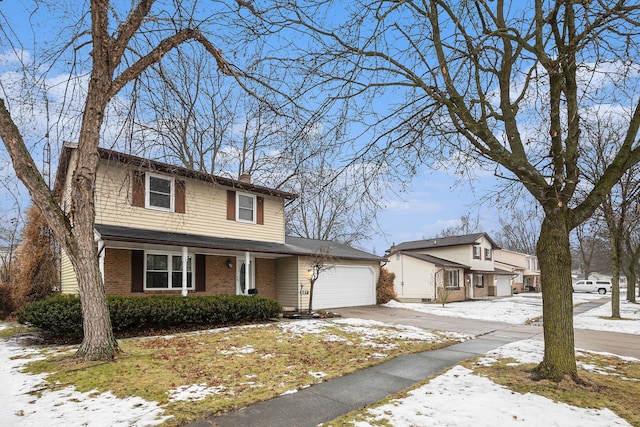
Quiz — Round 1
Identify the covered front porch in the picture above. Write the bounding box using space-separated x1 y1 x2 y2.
76 224 381 312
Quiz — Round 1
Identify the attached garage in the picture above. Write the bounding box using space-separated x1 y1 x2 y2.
312 265 376 309
495 275 512 297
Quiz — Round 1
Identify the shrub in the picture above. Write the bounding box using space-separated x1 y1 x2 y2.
376 267 398 304
17 294 282 339
12 206 58 311
0 282 15 319
17 294 82 337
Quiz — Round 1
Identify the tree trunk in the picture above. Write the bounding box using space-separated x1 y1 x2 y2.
68 144 119 360
533 213 578 382
308 279 315 314
628 268 637 304
624 238 638 303
610 233 621 318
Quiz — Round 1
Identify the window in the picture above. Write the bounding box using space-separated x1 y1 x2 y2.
475 274 484 288
445 270 459 288
484 248 492 260
473 245 481 259
146 173 174 211
237 192 256 223
145 252 192 289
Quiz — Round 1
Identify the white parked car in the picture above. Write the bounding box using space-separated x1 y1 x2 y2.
572 279 612 294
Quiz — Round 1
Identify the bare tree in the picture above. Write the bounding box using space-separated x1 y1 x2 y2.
572 219 611 279
286 159 380 247
494 208 541 255
268 1 640 382
580 114 640 318
0 0 269 360
437 213 482 238
0 213 21 285
306 247 334 314
623 229 640 303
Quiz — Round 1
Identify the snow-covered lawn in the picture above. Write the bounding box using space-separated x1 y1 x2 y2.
349 339 634 427
386 291 640 335
2 291 638 427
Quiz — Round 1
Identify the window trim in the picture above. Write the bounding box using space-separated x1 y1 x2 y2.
236 192 257 224
144 251 194 291
145 173 175 212
444 269 460 289
484 248 492 260
472 245 481 259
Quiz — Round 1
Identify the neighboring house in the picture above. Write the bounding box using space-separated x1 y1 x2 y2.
385 233 511 302
53 144 383 312
493 249 541 294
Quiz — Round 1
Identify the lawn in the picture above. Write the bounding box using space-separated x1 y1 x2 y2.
19 318 467 426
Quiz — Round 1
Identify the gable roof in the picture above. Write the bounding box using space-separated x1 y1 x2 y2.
53 143 298 200
399 251 469 269
285 236 386 261
94 224 384 261
392 233 500 252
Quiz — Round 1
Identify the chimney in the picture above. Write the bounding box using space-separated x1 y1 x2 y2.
239 172 251 184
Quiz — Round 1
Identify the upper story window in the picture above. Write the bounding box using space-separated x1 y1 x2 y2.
237 192 256 223
473 245 481 259
226 190 264 225
146 173 174 212
484 248 492 260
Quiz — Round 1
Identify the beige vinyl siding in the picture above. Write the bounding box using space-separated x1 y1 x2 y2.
387 254 438 302
60 250 79 294
61 150 78 213
276 256 300 311
94 161 286 243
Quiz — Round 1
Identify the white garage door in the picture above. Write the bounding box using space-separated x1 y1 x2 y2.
312 265 376 309
496 276 512 296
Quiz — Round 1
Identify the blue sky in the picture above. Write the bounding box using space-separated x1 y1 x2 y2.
367 169 501 254
0 1 506 254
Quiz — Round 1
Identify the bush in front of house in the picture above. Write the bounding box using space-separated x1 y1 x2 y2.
17 294 282 338
376 267 398 304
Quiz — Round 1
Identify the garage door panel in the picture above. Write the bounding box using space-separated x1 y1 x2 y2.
496 276 511 296
313 266 375 309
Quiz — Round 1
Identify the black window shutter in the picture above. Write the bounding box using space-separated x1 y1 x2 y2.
131 250 144 293
195 254 206 292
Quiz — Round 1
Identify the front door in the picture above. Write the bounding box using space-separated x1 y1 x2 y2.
236 255 255 295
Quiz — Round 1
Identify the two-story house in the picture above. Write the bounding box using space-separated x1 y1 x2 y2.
384 233 511 302
493 249 541 293
54 143 383 312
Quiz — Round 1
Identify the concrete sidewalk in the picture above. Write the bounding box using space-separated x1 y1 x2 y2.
185 300 640 427
184 325 541 427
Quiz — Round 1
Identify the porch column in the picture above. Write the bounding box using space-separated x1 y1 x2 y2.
181 246 188 297
244 251 251 292
469 272 474 299
97 239 105 283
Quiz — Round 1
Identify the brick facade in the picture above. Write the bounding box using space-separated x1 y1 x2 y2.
104 248 132 296
103 249 278 298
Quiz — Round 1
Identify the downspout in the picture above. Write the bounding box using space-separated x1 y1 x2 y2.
400 252 404 296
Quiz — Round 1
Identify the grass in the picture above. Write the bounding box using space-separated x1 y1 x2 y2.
0 322 37 339
21 320 460 426
327 352 640 427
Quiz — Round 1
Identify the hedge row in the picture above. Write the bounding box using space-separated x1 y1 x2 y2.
17 294 282 338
